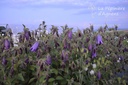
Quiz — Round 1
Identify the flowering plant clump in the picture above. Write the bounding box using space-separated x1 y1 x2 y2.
0 22 128 85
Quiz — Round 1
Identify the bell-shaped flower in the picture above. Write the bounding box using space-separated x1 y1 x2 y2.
45 54 52 65
61 50 69 62
25 58 29 64
18 34 23 43
123 48 128 52
88 44 92 51
96 34 103 45
86 37 90 42
4 39 10 50
30 41 39 52
63 38 68 49
97 71 101 80
10 66 14 76
25 32 29 40
85 60 89 64
68 30 72 40
24 31 31 41
92 49 96 58
2 57 7 65
119 56 124 61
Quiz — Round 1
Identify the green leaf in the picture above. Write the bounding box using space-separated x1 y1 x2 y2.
39 76 46 83
18 73 24 81
48 78 55 82
117 77 121 84
122 80 126 85
50 68 58 75
29 65 36 71
28 78 36 84
60 79 67 85
56 76 63 80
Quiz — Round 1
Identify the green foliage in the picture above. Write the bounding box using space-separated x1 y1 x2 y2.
0 23 128 85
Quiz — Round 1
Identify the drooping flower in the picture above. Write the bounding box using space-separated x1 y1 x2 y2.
88 44 92 51
25 58 29 64
19 34 23 43
123 48 128 52
4 39 10 50
24 31 30 40
92 49 96 58
119 56 124 61
97 71 101 80
96 34 103 45
86 37 90 42
30 41 39 52
10 66 14 77
67 43 71 49
18 48 23 54
84 48 87 53
61 61 66 68
68 30 72 40
2 57 7 65
37 49 41 58
54 40 60 48
70 61 76 70
63 38 68 49
85 60 89 64
45 54 52 65
61 50 69 62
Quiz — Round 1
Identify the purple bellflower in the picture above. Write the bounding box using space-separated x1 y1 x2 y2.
2 57 7 65
86 37 90 42
4 39 10 50
10 66 14 77
61 50 69 62
25 32 29 40
88 44 92 51
45 54 52 65
97 71 101 80
119 56 124 61
68 30 72 40
85 60 89 64
24 31 31 41
123 48 128 52
96 34 103 45
25 58 29 64
30 41 39 52
92 49 96 58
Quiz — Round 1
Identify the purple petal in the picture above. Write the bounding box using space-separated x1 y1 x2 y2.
97 71 101 80
88 44 92 51
30 42 39 52
2 57 7 65
92 49 96 58
4 39 10 50
46 55 52 65
68 30 72 40
96 34 103 45
25 32 29 40
25 58 29 64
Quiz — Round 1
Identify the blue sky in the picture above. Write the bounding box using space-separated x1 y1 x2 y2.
0 0 128 30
